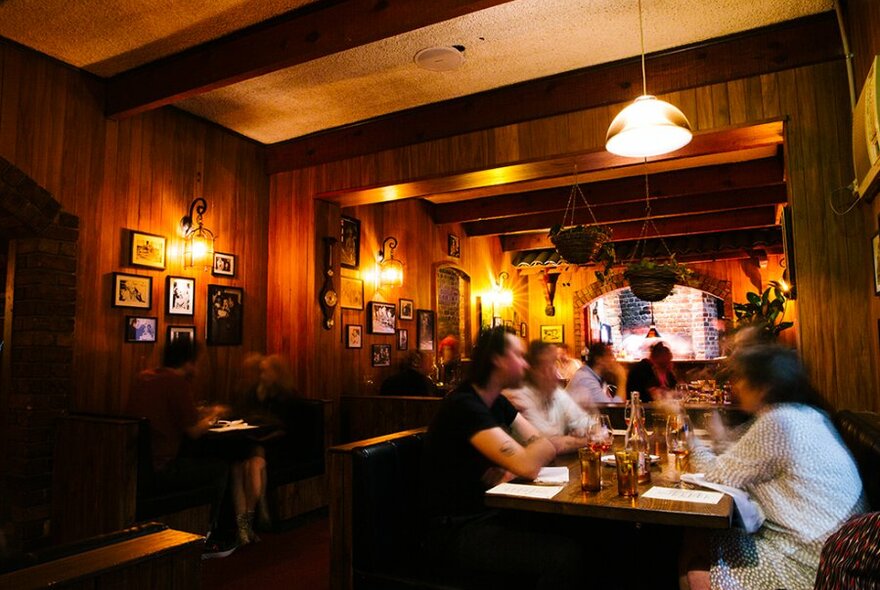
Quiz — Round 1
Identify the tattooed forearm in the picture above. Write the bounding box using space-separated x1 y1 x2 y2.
500 441 516 456
524 435 543 447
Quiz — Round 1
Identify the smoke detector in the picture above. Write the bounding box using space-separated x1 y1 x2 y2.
414 45 465 72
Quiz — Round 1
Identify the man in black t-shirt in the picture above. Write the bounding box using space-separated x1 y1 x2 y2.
421 327 582 588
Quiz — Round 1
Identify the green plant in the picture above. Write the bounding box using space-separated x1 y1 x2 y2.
625 257 692 281
548 223 614 268
733 282 793 337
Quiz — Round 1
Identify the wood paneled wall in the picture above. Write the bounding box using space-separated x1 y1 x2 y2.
269 60 877 411
0 40 268 411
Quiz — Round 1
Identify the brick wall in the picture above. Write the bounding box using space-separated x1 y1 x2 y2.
437 267 461 342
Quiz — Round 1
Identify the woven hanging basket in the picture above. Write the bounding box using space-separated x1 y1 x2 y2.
624 265 678 302
549 226 611 265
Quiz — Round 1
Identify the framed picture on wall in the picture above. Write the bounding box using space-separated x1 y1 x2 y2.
371 344 391 367
368 301 396 334
125 316 157 343
207 285 243 345
399 298 414 320
129 230 166 270
492 316 503 327
340 215 361 269
397 328 408 350
341 277 364 310
873 232 880 295
520 322 528 339
417 309 435 351
448 233 461 258
345 324 363 349
166 276 195 316
167 325 195 346
540 324 564 343
212 252 236 277
112 273 152 309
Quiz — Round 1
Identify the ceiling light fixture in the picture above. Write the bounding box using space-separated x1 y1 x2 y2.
605 0 692 158
414 45 466 72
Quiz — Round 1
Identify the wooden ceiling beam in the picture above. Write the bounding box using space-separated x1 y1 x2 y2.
436 157 783 224
105 0 516 119
500 207 778 251
267 13 839 172
463 185 787 236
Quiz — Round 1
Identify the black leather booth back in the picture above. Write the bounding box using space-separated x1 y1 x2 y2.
835 410 880 510
351 432 426 574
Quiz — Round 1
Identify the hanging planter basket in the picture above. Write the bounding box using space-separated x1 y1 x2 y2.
549 224 612 265
624 265 678 302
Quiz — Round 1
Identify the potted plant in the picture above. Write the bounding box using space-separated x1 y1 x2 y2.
733 282 793 338
623 257 692 302
549 223 613 265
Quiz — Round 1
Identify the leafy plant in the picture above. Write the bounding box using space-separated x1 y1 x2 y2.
733 282 793 337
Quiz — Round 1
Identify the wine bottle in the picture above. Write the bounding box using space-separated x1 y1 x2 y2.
624 392 651 484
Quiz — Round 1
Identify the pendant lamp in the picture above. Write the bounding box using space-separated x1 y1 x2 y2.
645 303 662 339
606 0 692 158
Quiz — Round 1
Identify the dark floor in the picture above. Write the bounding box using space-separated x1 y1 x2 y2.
201 511 330 589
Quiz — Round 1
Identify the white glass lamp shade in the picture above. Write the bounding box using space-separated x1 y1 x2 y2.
606 95 693 158
379 257 404 288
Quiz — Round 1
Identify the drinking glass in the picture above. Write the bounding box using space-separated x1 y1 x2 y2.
578 447 601 492
589 415 614 486
666 413 691 483
615 450 639 497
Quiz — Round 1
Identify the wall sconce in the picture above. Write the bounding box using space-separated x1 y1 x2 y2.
484 271 514 314
180 197 216 271
378 236 403 288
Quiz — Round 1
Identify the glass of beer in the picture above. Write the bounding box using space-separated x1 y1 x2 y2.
666 413 692 483
579 447 602 492
615 450 639 497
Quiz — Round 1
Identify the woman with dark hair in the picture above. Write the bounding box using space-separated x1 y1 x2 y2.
680 345 866 590
627 341 677 401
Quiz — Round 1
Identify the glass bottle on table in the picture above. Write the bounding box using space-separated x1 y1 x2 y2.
624 392 651 484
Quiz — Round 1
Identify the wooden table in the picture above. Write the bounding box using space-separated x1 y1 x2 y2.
485 452 734 529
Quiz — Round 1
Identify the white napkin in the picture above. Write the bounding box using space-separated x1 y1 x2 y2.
533 466 569 485
681 473 765 533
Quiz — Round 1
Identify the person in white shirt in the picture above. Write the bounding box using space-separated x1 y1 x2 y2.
504 341 592 454
566 342 626 409
555 342 582 382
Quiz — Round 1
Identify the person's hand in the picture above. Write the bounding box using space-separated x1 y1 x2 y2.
481 466 514 487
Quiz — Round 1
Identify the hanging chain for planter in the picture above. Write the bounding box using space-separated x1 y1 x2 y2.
549 168 612 265
628 164 675 264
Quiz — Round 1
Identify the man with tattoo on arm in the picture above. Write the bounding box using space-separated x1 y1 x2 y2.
420 327 584 589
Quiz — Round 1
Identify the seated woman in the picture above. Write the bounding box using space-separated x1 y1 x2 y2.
627 341 677 401
680 344 867 590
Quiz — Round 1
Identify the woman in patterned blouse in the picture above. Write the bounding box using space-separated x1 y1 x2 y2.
680 345 867 590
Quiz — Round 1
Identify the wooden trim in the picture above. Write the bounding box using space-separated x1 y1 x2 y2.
106 0 517 119
266 13 839 171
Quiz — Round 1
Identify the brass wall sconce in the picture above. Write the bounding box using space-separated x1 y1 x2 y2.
180 197 216 271
378 236 403 288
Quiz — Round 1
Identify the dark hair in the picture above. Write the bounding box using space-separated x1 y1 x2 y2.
728 344 830 412
467 326 515 388
649 341 671 358
525 340 556 367
587 342 612 367
163 338 198 368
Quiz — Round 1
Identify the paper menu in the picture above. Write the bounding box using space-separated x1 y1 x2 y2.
641 486 723 504
486 482 565 499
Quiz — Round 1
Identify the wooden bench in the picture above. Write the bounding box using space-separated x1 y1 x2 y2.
340 395 442 442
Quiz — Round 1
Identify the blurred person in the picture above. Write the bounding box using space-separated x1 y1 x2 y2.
437 335 462 387
679 345 866 590
627 341 677 401
555 342 582 382
380 350 437 397
421 327 584 589
504 341 591 454
567 342 626 408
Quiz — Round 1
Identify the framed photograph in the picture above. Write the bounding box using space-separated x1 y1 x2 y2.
125 316 157 343
492 316 503 327
873 232 880 295
341 276 365 310
417 309 435 351
397 328 409 350
371 344 392 367
129 230 166 270
167 325 195 346
399 298 414 320
207 285 243 346
340 215 361 269
520 322 528 339
212 252 236 277
448 233 461 258
112 273 152 309
540 324 564 343
368 301 396 335
166 276 195 316
345 324 363 349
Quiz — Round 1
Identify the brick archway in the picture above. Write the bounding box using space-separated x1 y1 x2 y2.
1 156 79 552
571 270 731 355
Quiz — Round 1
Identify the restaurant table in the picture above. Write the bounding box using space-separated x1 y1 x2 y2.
485 452 734 529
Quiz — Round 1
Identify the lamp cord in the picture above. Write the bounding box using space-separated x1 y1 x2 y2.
638 0 647 96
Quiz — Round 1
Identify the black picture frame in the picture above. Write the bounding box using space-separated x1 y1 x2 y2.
125 316 157 343
371 344 391 367
166 276 195 316
448 233 461 258
340 215 361 269
345 324 363 349
112 272 152 309
167 325 195 346
212 252 236 277
368 301 396 334
397 328 408 350
417 309 435 351
399 298 414 320
129 230 166 270
207 285 243 345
